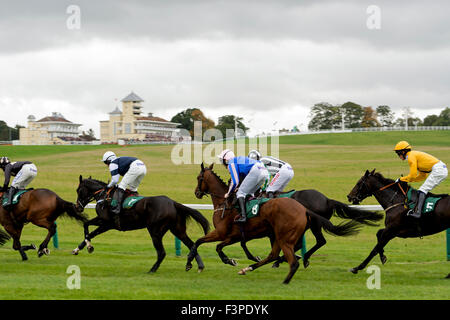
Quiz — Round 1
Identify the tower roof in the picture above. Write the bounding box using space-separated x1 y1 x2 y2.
121 92 144 102
109 106 122 115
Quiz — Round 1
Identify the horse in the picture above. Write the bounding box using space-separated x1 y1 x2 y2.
0 228 10 246
0 189 88 260
244 188 383 267
186 163 361 284
347 169 450 274
73 176 210 273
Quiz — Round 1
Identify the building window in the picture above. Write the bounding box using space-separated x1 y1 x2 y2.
125 123 131 134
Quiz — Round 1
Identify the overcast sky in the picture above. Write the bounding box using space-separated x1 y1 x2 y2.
0 0 449 136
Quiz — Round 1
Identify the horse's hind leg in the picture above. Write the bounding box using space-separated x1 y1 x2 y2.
37 222 57 257
239 242 281 275
147 225 169 273
241 241 261 262
171 228 206 272
280 242 300 284
216 238 240 266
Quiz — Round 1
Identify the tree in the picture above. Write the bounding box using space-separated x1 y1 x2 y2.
434 107 450 126
376 105 395 127
215 115 249 138
171 108 215 138
423 114 439 126
0 121 22 140
308 102 341 130
340 102 364 128
361 106 380 127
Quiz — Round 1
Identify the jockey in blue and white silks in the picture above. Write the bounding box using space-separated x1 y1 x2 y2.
102 151 147 227
248 150 294 198
218 149 269 223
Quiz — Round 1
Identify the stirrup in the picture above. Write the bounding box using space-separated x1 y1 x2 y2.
407 209 421 218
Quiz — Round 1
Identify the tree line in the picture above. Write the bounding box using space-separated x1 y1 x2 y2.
307 102 450 130
171 108 249 138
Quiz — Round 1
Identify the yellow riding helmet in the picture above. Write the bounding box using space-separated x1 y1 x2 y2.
394 141 411 151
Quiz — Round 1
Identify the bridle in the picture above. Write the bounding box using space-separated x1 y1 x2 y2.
197 170 232 217
356 174 408 213
77 186 111 210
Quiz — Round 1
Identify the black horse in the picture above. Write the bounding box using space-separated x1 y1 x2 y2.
73 176 210 273
241 188 384 267
347 169 450 274
0 228 10 246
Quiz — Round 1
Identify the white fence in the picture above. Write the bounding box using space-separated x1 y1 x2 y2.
85 203 383 211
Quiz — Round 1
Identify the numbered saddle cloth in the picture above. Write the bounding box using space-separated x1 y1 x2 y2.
122 196 145 209
406 188 442 214
2 189 31 207
244 190 296 219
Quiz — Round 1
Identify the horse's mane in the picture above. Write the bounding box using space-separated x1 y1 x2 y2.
84 178 107 187
208 169 228 188
372 172 394 184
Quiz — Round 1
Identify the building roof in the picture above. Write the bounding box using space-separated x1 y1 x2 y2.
109 106 122 115
37 117 72 123
121 92 144 102
136 116 170 123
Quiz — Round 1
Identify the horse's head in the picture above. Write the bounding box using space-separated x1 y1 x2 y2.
347 169 378 205
195 162 228 200
76 175 107 212
195 163 214 199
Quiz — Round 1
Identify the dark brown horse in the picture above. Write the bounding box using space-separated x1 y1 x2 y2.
0 188 88 260
185 163 361 284
73 176 210 273
347 169 450 274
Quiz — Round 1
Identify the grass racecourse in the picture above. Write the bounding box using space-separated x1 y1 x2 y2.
0 131 449 300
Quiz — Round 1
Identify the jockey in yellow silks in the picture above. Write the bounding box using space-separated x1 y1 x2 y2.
394 141 448 218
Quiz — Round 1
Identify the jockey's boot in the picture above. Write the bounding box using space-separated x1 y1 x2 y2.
267 191 275 199
235 197 247 223
111 188 125 229
408 191 426 218
3 186 17 211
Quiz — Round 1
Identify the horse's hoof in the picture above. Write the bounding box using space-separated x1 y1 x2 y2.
303 260 310 269
43 248 50 255
72 248 80 255
37 251 43 258
380 255 387 265
256 256 262 262
230 259 237 266
197 267 204 273
238 266 252 275
238 269 246 275
349 268 358 274
185 264 192 272
87 246 94 254
272 262 280 268
31 244 37 250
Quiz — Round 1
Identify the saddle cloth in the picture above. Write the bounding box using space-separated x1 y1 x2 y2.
2 189 32 207
122 196 145 209
244 190 296 219
406 188 442 214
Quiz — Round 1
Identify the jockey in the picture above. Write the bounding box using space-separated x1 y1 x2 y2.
394 141 448 218
218 149 269 223
248 150 294 198
0 157 38 211
102 151 147 227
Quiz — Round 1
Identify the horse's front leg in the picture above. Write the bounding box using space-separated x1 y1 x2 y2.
240 241 261 262
72 219 109 255
216 237 242 266
186 229 224 271
350 227 396 274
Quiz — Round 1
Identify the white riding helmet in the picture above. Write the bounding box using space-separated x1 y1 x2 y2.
102 151 117 164
217 149 235 165
248 150 261 161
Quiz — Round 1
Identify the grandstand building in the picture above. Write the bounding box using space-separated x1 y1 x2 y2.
99 92 183 144
19 112 85 145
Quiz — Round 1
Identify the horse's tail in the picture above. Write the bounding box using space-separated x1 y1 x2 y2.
174 202 210 235
306 209 362 237
60 199 89 225
329 199 383 226
0 228 10 246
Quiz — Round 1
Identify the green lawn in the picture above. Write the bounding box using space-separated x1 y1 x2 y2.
0 131 449 300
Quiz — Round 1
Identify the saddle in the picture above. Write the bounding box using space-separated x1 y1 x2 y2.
406 188 443 215
1 188 33 208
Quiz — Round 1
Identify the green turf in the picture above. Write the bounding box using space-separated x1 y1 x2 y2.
0 131 449 300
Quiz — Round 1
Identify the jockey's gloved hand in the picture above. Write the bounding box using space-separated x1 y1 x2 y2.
395 178 400 183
